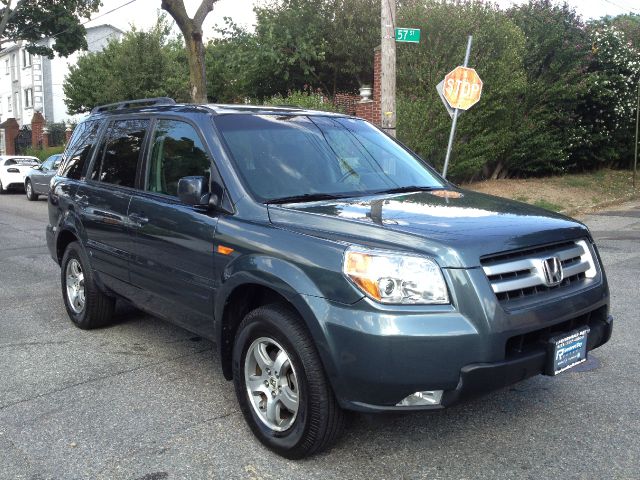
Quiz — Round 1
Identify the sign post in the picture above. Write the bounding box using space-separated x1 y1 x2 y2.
441 36 483 179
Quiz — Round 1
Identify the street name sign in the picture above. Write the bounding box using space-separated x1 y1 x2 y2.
395 28 420 43
442 66 483 110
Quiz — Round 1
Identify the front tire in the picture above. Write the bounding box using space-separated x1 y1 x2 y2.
25 180 38 201
61 241 115 329
232 304 345 459
0 179 5 194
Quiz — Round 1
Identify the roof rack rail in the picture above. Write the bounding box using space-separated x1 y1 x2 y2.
91 97 176 114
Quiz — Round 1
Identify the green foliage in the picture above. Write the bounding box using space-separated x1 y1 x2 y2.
573 22 640 169
24 146 65 162
261 88 342 112
206 0 379 101
396 0 527 180
206 20 259 102
607 13 640 50
0 0 100 57
506 0 590 176
63 15 190 114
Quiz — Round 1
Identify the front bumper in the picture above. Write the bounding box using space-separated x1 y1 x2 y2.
351 314 613 412
302 267 611 413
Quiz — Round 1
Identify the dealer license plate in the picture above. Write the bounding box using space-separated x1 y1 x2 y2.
547 328 590 375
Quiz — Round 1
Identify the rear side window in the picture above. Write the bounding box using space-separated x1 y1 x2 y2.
146 119 211 197
60 121 100 180
91 119 149 188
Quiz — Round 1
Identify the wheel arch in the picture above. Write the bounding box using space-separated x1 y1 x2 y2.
56 229 79 263
215 274 338 384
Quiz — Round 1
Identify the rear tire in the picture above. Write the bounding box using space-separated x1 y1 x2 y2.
60 241 115 329
25 180 38 201
232 304 345 459
0 179 5 194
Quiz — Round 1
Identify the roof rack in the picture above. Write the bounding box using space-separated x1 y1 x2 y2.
91 97 176 114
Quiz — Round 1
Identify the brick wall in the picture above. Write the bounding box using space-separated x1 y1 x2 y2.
355 47 381 126
333 93 359 116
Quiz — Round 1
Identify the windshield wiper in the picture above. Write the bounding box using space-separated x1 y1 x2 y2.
372 185 443 195
265 193 353 204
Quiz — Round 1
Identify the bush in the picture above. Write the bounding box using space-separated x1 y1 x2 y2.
23 146 65 162
261 88 342 112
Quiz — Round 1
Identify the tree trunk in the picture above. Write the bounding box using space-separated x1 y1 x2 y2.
161 0 215 104
185 29 207 103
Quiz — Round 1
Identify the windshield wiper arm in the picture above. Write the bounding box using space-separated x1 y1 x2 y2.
265 193 352 204
372 185 443 195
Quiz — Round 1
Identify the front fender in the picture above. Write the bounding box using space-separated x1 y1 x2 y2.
214 255 358 384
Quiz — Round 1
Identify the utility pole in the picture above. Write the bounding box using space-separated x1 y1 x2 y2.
381 0 396 137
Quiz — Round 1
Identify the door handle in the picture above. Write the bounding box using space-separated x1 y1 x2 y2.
129 212 149 226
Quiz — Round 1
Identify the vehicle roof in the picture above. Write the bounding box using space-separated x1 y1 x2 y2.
0 155 40 160
85 102 349 120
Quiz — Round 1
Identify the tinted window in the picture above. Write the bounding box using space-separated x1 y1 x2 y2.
147 120 211 197
91 119 149 188
4 158 38 166
214 115 443 202
60 121 100 180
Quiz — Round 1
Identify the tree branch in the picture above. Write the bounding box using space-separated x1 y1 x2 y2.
0 0 27 45
194 0 216 28
161 0 191 31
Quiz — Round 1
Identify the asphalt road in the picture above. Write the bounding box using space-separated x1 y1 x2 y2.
1 191 638 480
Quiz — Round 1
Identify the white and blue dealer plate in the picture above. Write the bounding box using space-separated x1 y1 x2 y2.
548 328 590 375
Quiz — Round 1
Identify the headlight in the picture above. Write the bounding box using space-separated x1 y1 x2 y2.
342 247 449 304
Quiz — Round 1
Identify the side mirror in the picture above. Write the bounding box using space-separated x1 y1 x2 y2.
177 176 211 207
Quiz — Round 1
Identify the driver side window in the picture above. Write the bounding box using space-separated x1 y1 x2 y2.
146 119 211 197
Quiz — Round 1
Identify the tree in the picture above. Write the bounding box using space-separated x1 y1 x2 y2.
0 0 100 57
64 16 190 113
161 0 217 103
507 0 590 176
207 0 379 101
573 21 640 169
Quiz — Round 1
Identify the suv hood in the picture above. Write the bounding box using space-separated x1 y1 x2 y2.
267 189 590 268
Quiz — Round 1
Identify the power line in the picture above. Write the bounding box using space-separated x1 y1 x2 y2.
601 0 639 14
50 0 139 39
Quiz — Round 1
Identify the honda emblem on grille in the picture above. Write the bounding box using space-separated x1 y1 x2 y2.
542 256 564 286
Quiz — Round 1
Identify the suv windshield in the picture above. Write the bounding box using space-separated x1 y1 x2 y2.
214 114 444 203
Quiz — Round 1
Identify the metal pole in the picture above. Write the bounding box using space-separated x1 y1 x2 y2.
634 79 639 189
381 0 397 137
442 35 473 179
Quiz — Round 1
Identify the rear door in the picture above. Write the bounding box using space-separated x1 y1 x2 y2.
77 118 150 292
128 117 219 336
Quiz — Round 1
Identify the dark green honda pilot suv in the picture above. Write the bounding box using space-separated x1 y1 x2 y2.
47 98 612 458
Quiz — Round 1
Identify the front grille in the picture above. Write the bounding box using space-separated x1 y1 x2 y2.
481 239 597 305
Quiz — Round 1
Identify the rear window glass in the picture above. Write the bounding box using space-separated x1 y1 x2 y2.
59 121 100 180
4 158 38 166
91 119 149 188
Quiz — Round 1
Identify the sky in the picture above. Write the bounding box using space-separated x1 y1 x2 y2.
84 0 640 39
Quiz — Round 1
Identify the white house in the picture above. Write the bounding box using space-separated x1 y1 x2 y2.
0 24 123 128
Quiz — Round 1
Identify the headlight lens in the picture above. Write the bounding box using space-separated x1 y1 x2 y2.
343 247 449 304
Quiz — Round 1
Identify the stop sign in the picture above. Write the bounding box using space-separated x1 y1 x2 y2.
443 66 483 110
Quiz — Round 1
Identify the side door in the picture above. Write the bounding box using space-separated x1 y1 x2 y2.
128 117 219 336
34 156 62 193
31 157 53 193
76 118 150 293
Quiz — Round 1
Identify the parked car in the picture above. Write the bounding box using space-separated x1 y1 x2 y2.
47 98 612 459
24 153 62 200
0 155 40 193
